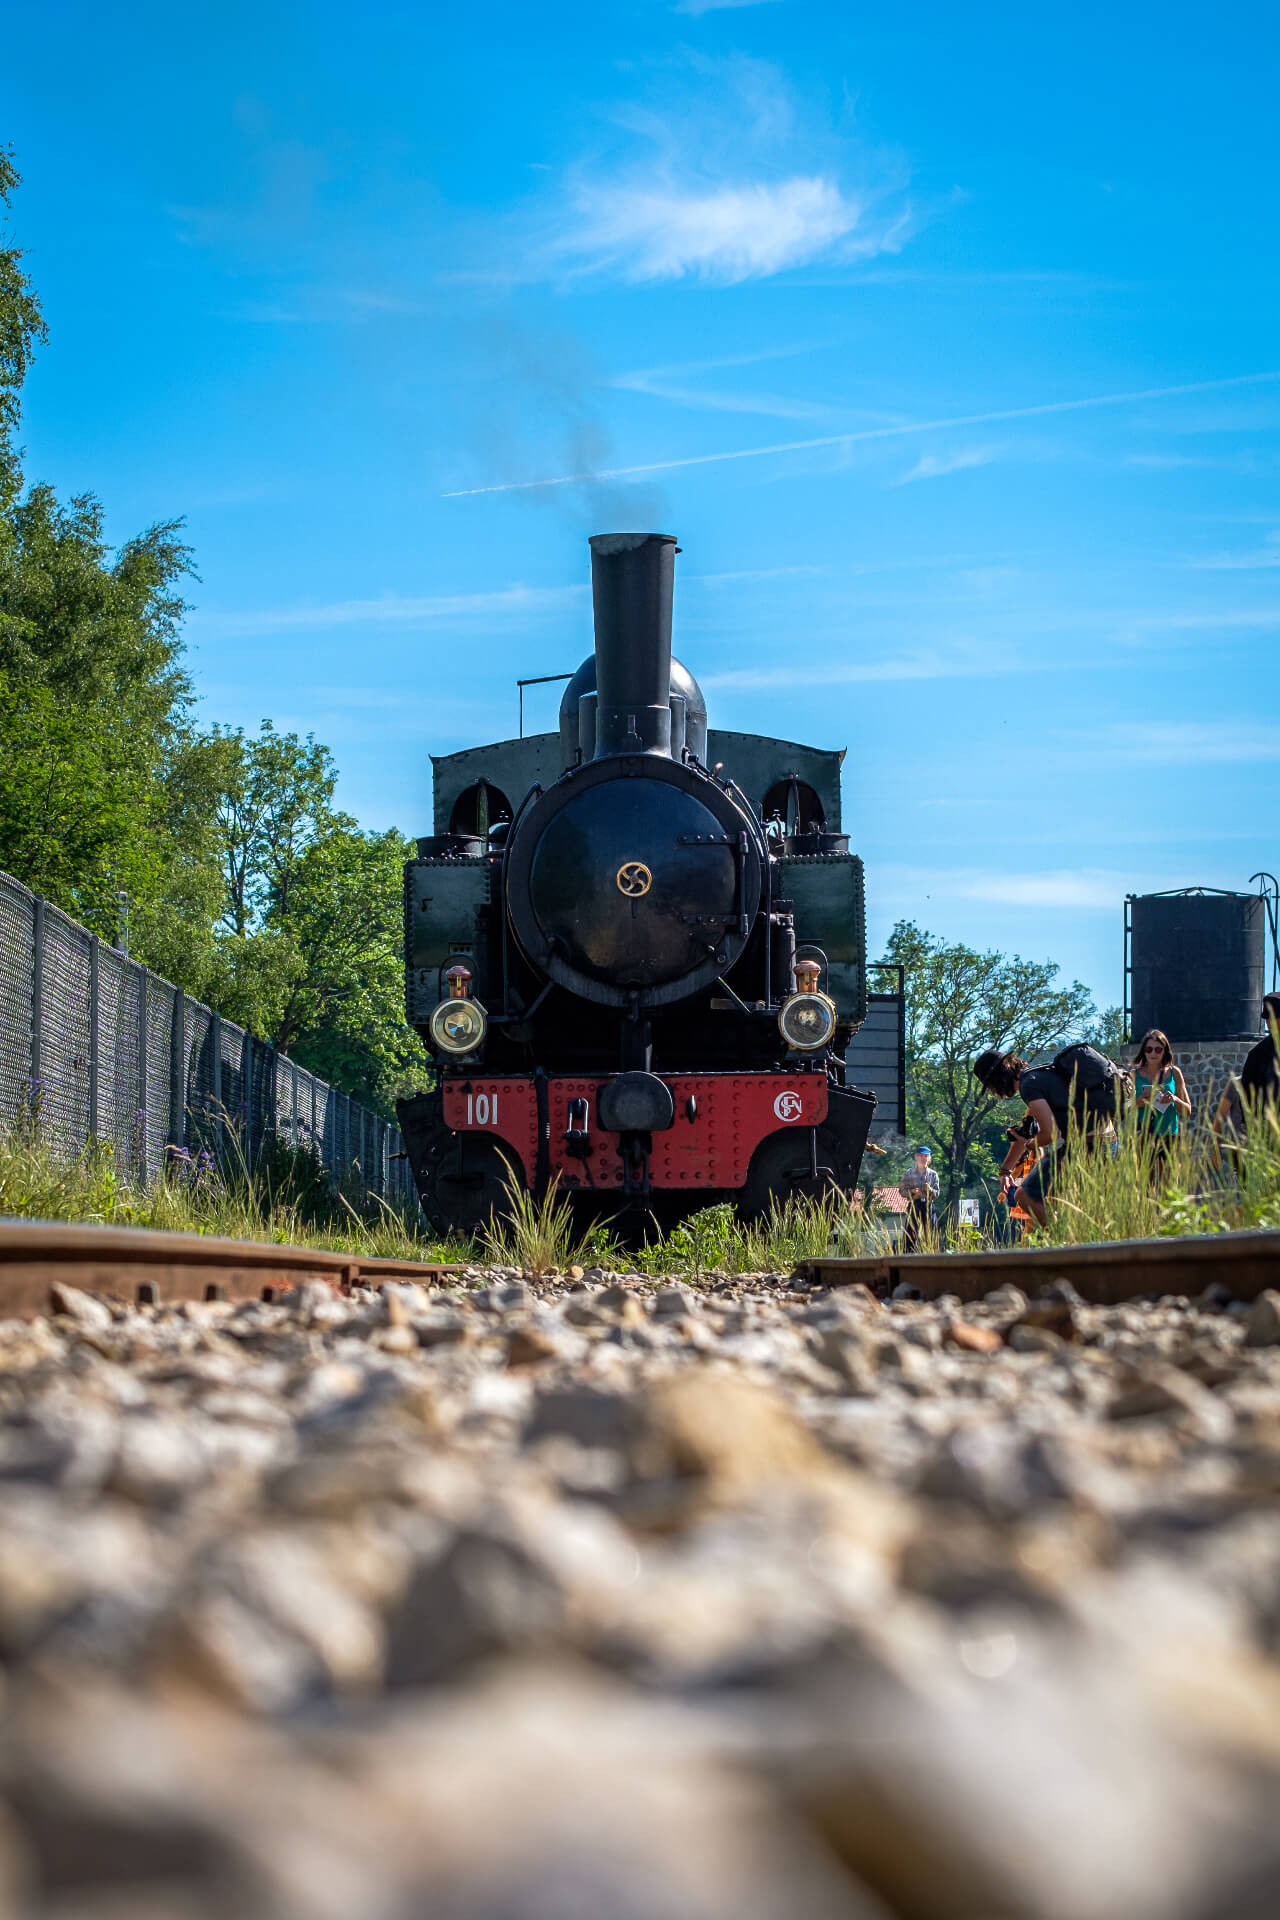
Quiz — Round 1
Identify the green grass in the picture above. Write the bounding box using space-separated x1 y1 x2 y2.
634 1190 894 1277
481 1172 583 1277
1028 1101 1280 1245
5 1098 1276 1284
0 1119 469 1266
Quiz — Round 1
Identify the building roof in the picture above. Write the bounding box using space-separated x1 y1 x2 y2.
872 1186 909 1214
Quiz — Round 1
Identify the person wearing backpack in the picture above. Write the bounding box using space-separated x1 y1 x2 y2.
1241 993 1280 1121
972 1043 1124 1228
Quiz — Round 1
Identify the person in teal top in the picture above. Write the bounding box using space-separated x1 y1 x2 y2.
1131 1029 1191 1151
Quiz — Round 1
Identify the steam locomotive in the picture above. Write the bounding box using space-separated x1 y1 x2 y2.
397 532 876 1233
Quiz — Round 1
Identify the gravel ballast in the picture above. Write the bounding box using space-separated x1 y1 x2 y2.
1 1265 1279 1917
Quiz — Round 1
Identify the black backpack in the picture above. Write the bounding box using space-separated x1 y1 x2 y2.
1048 1043 1120 1125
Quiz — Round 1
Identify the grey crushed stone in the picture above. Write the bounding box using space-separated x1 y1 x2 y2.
0 1266 1278 1917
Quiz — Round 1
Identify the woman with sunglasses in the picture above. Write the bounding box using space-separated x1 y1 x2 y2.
1131 1029 1191 1164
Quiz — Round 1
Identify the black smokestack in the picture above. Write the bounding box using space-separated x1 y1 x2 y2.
589 532 677 757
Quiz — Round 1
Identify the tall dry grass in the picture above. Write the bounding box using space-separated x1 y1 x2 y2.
480 1174 583 1276
1023 1096 1280 1245
0 1117 467 1265
6 1088 1275 1284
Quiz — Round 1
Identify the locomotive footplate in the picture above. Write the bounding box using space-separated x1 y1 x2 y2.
439 1071 832 1194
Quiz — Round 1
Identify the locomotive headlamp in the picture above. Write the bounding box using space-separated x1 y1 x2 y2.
778 989 837 1052
429 994 487 1057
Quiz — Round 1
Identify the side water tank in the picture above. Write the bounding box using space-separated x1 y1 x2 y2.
1129 890 1265 1040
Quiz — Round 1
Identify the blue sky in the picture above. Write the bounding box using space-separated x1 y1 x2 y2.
7 0 1279 1011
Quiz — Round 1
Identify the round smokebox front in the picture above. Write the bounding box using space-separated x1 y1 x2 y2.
502 756 759 1013
529 778 737 989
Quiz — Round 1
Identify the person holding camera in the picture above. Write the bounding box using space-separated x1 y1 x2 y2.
973 1043 1124 1229
1131 1029 1190 1169
994 1128 1039 1241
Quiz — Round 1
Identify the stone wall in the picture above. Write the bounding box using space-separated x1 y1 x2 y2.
1160 1038 1256 1119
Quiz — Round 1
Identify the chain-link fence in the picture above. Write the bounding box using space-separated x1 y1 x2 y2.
0 870 416 1207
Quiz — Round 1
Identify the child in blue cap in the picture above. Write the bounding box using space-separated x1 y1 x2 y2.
899 1145 939 1251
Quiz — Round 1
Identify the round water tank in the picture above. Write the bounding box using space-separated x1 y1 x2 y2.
1129 892 1265 1040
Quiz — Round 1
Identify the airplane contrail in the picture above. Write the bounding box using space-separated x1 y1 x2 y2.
442 368 1280 497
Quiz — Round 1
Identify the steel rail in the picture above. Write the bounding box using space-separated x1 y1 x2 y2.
5 1221 1277 1322
0 1221 460 1319
797 1228 1280 1306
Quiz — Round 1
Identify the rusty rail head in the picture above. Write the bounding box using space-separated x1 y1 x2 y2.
4 1220 1279 1319
796 1228 1280 1305
0 1221 460 1317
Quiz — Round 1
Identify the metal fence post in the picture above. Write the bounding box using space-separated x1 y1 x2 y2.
29 894 44 1109
137 968 148 1179
0 875 421 1215
244 1032 253 1170
169 991 186 1156
211 1013 223 1165
88 934 99 1140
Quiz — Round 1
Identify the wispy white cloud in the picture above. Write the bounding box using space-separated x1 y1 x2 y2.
223 302 313 325
674 0 781 13
615 366 834 423
686 564 823 587
611 340 881 423
1187 530 1280 570
1026 720 1280 772
1191 509 1280 525
702 641 1033 690
965 871 1129 911
1124 450 1264 471
192 583 586 638
444 368 1280 496
562 175 880 284
895 443 1005 485
874 865 1145 911
195 565 824 640
540 58 911 288
1127 605 1280 633
1113 721 1280 764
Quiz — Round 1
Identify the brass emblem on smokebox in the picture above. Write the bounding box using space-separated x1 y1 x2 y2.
616 860 652 898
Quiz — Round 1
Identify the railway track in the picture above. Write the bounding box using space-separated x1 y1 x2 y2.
0 1220 459 1319
1 1220 1277 1322
798 1226 1280 1304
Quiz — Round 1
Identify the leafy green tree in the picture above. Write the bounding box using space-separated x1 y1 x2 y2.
0 151 426 1116
1086 1005 1129 1057
197 718 352 1045
0 154 217 983
196 725 428 1110
272 825 427 1109
0 147 46 501
210 721 338 936
0 485 203 953
884 920 1097 1210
